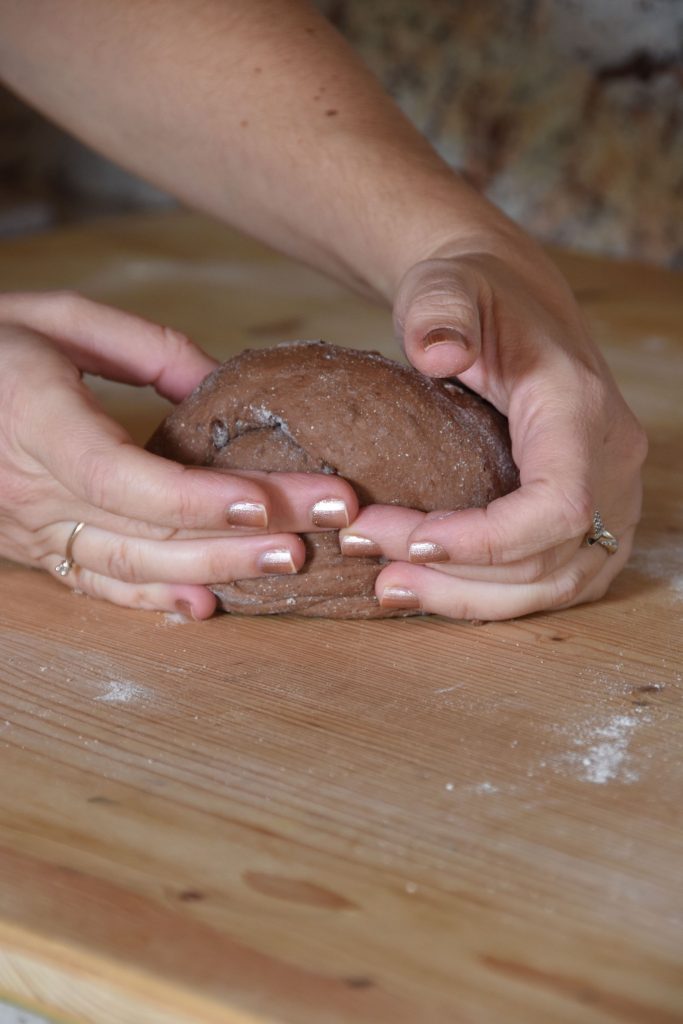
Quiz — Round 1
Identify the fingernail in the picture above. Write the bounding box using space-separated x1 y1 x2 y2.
380 586 421 610
423 327 468 351
175 599 197 620
311 498 349 528
340 535 382 557
226 501 268 527
409 541 449 564
259 548 298 574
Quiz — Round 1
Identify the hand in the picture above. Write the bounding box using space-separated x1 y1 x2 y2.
0 292 357 618
340 232 647 620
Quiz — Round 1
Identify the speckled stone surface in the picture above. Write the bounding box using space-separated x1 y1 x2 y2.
319 0 683 266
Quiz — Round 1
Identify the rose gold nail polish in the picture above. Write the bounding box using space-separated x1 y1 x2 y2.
409 541 449 564
175 599 197 620
259 549 297 575
311 498 349 528
423 327 468 350
380 586 421 610
340 535 382 557
226 501 268 527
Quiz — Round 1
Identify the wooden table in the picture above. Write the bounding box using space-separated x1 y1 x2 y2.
0 212 681 1024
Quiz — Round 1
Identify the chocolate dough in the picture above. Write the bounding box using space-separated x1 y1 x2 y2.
148 341 518 617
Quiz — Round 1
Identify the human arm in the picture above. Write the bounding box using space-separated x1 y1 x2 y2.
0 0 646 618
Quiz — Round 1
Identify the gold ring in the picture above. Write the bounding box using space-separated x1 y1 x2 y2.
585 510 618 555
55 521 86 577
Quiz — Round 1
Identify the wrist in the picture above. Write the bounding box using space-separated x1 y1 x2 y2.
347 159 527 303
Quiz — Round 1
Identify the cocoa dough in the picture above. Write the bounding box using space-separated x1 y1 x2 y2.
147 341 518 617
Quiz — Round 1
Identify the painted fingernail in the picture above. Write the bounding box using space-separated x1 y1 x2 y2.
380 586 421 610
175 599 197 620
340 535 382 557
259 548 298 574
226 501 268 527
409 541 449 563
311 498 349 528
423 327 468 350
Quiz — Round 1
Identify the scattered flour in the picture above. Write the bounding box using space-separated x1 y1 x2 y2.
473 781 498 794
562 712 645 784
162 611 193 625
628 542 683 601
94 680 151 705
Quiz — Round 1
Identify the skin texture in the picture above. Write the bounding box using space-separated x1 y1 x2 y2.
0 1 647 619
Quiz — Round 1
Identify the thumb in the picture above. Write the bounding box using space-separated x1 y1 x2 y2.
393 258 482 378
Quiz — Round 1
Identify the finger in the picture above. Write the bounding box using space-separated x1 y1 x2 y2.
44 525 306 584
54 566 218 619
25 370 357 531
1 290 217 401
404 489 590 567
393 258 483 378
404 385 603 565
375 543 623 621
340 504 426 558
340 504 579 584
233 469 359 534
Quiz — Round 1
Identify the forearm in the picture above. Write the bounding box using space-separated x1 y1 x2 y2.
0 0 514 301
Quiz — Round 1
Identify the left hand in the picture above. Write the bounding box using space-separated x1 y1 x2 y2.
340 232 647 620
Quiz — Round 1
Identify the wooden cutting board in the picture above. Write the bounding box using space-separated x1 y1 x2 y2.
0 211 681 1024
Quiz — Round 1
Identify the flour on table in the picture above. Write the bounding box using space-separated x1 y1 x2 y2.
94 679 152 705
628 541 683 601
161 611 193 625
558 712 647 784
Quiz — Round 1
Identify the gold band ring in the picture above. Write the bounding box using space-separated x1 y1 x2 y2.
55 521 86 577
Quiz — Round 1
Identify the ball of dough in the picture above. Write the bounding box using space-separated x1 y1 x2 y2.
147 341 518 617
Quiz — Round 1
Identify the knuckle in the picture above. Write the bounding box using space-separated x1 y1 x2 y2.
606 411 649 469
173 468 205 528
102 536 139 582
524 552 553 583
407 292 477 337
453 598 478 621
551 565 587 607
395 259 477 333
28 525 57 563
627 419 649 467
70 567 103 599
161 325 196 361
126 585 159 610
47 289 88 322
206 543 234 581
473 519 507 566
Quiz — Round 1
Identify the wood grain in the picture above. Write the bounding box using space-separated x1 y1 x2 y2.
0 212 681 1024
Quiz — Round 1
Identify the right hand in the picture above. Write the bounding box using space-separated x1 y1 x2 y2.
0 292 357 618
